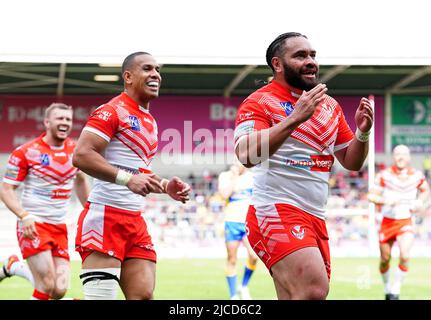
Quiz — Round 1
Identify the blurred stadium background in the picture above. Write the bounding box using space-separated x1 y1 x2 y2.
1 0 431 300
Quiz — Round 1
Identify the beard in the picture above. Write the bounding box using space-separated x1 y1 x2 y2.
50 127 69 142
283 62 319 91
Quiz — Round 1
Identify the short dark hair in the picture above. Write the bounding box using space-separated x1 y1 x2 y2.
121 51 151 75
266 32 307 72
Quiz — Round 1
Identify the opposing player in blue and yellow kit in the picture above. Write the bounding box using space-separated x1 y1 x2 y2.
218 162 257 300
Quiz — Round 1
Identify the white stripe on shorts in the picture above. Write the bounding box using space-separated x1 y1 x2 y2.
81 203 105 249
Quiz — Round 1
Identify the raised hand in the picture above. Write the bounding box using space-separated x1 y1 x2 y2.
166 177 191 203
355 97 374 132
290 83 328 124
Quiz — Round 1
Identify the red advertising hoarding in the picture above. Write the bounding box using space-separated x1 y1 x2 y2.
0 95 384 154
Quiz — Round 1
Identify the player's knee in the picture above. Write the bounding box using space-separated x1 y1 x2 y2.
141 289 154 300
227 255 237 266
80 268 120 300
380 254 391 264
39 272 56 295
50 287 67 300
126 288 154 300
301 272 329 300
227 259 237 268
380 259 390 268
305 283 329 300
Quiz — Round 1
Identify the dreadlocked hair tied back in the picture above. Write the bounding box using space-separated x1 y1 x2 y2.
265 32 307 72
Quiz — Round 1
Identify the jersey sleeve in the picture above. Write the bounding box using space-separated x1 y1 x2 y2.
374 171 385 191
334 103 354 152
3 147 29 186
82 104 119 142
234 100 271 148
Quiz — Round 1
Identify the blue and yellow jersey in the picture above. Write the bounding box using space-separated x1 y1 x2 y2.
224 171 253 223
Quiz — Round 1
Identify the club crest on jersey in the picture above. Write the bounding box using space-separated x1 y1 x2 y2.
129 115 140 131
40 153 50 166
291 225 305 240
280 102 294 116
32 237 41 248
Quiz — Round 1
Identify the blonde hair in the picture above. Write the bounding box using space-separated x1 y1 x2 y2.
393 144 410 156
44 102 72 119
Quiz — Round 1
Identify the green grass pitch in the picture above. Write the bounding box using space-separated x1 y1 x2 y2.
1 258 430 300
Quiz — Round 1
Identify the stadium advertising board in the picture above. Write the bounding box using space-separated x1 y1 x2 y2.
391 96 431 153
0 95 384 154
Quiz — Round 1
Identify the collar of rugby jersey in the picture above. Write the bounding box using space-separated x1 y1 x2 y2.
390 165 414 176
270 79 304 99
120 91 150 114
38 132 67 150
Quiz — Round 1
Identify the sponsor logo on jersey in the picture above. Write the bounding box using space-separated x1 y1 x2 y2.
97 110 112 121
40 153 50 166
291 225 305 240
54 152 67 157
51 189 72 200
280 101 294 116
114 164 140 175
138 167 152 174
129 115 140 131
138 243 155 251
286 155 334 172
309 155 334 172
33 189 53 198
239 111 255 121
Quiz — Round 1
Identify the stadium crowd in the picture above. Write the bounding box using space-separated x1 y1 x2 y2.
133 165 431 252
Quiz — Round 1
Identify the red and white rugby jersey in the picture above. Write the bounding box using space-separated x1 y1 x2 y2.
375 166 426 219
3 134 78 224
83 92 158 211
234 80 354 219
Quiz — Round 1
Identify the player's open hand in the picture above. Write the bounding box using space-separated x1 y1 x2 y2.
127 173 164 196
166 177 191 203
355 97 374 132
290 83 327 124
